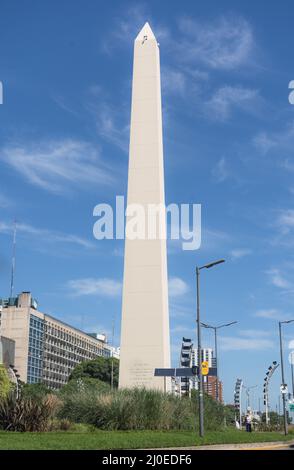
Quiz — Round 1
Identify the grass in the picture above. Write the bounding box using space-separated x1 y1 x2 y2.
0 429 293 450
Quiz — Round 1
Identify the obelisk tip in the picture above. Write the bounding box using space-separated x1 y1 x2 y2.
135 22 156 42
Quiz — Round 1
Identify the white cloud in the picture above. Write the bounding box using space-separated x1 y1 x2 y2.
161 67 187 97
255 308 287 321
0 139 113 194
230 248 252 260
276 210 294 234
0 193 12 208
205 86 258 120
178 16 254 70
212 157 229 183
238 329 272 338
0 220 94 249
169 277 189 297
170 324 193 335
219 335 274 351
169 302 194 319
94 102 129 152
67 278 122 297
265 268 292 290
253 121 294 156
253 132 276 155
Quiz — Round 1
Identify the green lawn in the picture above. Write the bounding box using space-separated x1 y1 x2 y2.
0 430 293 450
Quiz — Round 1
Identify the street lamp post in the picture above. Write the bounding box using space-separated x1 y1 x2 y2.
196 259 225 438
201 320 237 402
244 385 257 410
278 320 294 435
291 351 294 397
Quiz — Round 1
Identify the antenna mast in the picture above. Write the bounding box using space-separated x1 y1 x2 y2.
9 219 17 298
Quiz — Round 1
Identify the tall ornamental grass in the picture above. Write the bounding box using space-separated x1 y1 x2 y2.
59 388 225 431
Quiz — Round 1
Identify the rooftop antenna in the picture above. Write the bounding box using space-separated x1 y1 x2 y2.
9 219 17 298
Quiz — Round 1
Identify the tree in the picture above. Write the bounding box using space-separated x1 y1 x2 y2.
21 382 52 400
60 377 110 395
0 365 11 400
69 356 119 388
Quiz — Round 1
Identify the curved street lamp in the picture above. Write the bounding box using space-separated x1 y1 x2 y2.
263 361 279 426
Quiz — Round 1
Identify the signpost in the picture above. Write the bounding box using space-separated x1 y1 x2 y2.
201 361 209 376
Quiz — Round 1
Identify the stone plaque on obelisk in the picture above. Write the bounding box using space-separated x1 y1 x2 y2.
118 23 171 390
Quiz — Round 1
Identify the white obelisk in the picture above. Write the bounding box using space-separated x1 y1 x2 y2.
119 23 170 390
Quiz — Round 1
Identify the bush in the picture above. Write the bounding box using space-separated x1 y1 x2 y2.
0 394 61 431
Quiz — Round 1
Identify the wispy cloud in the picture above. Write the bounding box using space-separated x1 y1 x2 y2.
0 221 94 249
94 102 129 152
238 329 272 338
169 277 189 297
276 210 294 235
161 66 187 97
177 15 254 70
0 139 113 194
67 278 122 297
212 157 230 183
265 268 292 290
230 248 252 260
219 335 274 351
254 308 288 321
205 86 259 121
0 193 12 208
169 302 194 319
253 121 294 156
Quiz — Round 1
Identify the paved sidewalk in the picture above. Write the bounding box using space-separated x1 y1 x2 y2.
155 440 294 450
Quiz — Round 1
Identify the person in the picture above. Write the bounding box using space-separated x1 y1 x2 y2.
245 413 252 432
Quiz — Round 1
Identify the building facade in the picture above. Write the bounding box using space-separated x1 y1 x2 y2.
0 292 114 389
0 335 15 368
192 347 217 368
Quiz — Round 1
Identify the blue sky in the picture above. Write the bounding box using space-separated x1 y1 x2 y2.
1 0 294 408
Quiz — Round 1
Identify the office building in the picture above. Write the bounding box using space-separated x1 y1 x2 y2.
0 292 115 389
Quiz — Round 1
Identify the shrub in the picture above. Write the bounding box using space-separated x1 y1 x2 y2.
0 394 61 431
